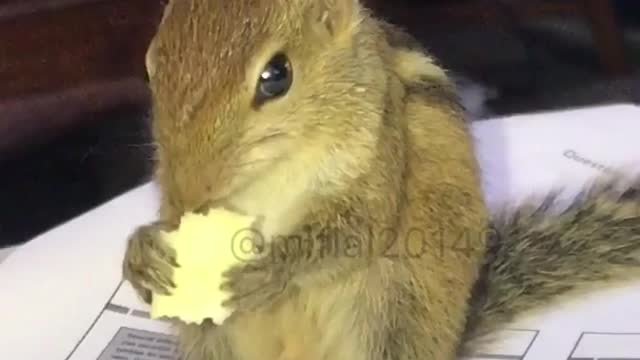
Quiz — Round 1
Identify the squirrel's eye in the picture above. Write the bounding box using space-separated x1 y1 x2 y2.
255 53 292 104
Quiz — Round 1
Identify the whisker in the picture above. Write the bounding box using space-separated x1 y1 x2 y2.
229 131 289 170
231 157 279 170
244 131 289 148
125 142 157 149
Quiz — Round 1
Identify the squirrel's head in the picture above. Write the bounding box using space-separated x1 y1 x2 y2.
146 0 389 219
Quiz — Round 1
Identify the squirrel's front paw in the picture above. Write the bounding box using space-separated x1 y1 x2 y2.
219 258 287 314
122 222 179 303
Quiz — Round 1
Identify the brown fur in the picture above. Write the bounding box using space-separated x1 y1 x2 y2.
122 1 640 359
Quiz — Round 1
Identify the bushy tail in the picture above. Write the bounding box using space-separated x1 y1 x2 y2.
461 174 640 349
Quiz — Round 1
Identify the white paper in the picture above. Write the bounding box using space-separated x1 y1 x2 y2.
0 245 17 263
2 103 640 360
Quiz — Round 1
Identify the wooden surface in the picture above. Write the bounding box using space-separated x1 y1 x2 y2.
0 0 164 99
0 0 165 157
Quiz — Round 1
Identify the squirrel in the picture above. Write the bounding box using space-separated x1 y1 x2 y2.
122 0 640 359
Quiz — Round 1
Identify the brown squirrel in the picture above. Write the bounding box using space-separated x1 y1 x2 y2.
122 0 640 359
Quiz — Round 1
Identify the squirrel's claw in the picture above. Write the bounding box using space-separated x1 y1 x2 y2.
219 260 286 313
122 222 178 303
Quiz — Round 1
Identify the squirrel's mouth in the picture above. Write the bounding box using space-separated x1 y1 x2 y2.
193 132 303 225
202 153 289 216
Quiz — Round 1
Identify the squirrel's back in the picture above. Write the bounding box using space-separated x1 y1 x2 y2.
376 14 640 355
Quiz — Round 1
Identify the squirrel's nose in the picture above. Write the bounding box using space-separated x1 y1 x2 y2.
179 181 212 214
171 168 233 214
160 165 210 217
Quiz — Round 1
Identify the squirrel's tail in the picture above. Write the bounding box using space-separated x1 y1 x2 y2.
461 174 640 349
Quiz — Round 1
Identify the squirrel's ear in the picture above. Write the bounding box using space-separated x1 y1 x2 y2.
308 0 360 38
